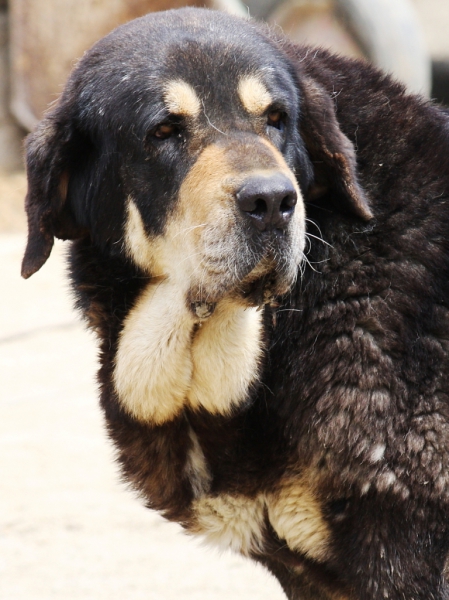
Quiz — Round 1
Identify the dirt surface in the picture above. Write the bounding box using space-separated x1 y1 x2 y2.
0 169 27 232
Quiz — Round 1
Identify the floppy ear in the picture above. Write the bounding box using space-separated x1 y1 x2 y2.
21 114 88 279
298 75 373 221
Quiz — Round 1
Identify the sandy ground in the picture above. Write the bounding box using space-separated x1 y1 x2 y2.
0 191 285 598
0 170 27 232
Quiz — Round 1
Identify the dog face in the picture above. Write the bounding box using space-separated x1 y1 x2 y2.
121 30 308 308
21 8 370 314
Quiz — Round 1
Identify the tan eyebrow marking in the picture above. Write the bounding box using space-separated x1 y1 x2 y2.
238 75 273 115
164 80 201 117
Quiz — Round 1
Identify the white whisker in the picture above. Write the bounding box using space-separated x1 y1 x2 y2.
202 99 227 136
173 223 208 239
178 250 204 266
305 232 334 249
301 251 322 274
305 217 325 238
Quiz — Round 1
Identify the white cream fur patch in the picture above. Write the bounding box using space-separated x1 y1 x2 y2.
369 443 386 464
185 427 212 498
188 300 263 415
267 480 330 562
113 277 195 424
118 198 263 423
193 480 330 562
192 494 266 554
238 75 272 115
164 79 201 117
114 278 263 424
124 198 155 273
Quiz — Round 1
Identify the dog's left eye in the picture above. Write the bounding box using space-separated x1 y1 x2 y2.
267 110 286 132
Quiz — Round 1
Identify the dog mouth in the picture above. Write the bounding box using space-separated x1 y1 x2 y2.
189 269 282 320
234 256 289 306
188 251 297 319
185 216 304 318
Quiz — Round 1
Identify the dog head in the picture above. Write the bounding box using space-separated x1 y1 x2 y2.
22 8 371 312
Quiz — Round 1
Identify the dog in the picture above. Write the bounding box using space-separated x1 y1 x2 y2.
21 7 449 599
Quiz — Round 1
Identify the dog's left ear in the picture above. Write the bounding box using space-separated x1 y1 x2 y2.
298 75 373 221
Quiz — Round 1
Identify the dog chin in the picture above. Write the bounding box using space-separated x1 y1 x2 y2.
236 268 297 307
187 256 298 317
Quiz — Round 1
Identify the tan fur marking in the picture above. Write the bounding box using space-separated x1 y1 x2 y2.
124 198 156 273
259 137 300 178
192 494 266 554
176 140 304 250
113 279 195 424
267 479 330 561
177 144 236 225
59 170 69 202
188 300 263 415
164 80 201 117
238 75 272 115
185 427 212 498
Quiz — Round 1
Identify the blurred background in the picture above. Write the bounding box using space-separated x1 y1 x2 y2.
1 1 449 599
2 0 449 226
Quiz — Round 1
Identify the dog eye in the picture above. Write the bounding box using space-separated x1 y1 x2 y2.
152 122 180 140
267 110 286 131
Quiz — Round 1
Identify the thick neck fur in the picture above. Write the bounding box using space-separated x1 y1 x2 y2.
70 240 265 427
113 277 264 424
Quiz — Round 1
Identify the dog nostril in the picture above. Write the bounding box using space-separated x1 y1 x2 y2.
237 175 297 232
248 198 268 219
281 193 297 209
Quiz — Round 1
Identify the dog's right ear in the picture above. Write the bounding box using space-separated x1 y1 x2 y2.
21 113 88 279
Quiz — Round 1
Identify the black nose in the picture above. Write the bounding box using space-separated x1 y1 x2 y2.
236 174 297 231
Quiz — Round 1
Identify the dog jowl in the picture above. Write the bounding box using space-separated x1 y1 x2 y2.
21 7 449 600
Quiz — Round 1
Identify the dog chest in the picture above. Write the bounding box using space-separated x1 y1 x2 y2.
191 482 330 563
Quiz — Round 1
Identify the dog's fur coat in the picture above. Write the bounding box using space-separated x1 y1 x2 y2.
22 8 449 599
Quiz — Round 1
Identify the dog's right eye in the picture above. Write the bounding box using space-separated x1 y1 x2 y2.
152 123 179 140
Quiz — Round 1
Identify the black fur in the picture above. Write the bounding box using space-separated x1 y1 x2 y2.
22 8 449 599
